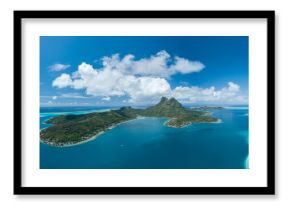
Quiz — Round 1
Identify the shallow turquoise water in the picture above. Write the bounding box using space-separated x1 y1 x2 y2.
40 107 248 169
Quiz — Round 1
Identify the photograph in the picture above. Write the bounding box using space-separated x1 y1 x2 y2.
14 10 274 194
40 36 249 169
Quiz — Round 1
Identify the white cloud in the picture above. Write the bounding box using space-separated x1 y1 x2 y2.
61 93 89 99
49 63 71 71
98 50 204 79
171 82 247 104
101 97 111 101
170 57 204 74
130 50 174 78
52 51 246 105
228 82 240 92
52 73 72 88
124 77 171 103
52 96 57 100
53 62 171 102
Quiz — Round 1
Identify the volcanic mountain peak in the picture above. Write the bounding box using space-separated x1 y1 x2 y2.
156 97 183 108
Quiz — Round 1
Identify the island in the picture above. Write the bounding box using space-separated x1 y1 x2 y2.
40 97 220 146
191 106 224 111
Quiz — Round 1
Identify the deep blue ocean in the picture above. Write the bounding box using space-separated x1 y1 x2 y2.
40 106 249 169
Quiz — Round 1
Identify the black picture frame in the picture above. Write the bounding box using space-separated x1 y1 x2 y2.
14 10 275 195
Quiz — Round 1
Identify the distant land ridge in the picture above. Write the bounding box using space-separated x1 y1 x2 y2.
40 97 220 146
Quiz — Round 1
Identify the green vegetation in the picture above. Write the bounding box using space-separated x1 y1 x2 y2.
40 97 220 146
41 110 135 146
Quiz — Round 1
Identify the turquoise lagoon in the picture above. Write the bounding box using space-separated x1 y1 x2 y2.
40 106 249 169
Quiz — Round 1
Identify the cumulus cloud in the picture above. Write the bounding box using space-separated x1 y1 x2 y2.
228 81 240 92
52 96 57 100
52 73 72 88
49 63 71 71
171 82 247 104
98 50 204 79
52 51 247 104
130 50 173 78
53 62 171 102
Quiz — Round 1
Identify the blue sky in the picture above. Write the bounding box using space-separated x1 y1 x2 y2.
40 36 248 106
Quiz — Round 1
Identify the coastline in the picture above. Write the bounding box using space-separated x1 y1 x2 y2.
41 116 223 147
40 117 142 147
210 119 222 123
164 118 222 128
40 130 105 148
39 103 223 147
